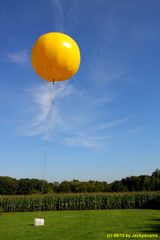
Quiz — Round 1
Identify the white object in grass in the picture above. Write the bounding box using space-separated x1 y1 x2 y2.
34 218 44 226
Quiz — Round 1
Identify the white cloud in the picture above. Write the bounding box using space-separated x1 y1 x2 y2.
7 50 29 64
19 82 72 137
17 81 142 148
97 114 133 130
64 133 97 148
127 126 145 134
18 80 114 148
63 132 110 149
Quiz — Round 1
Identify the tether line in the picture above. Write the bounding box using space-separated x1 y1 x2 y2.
41 82 55 196
39 80 66 213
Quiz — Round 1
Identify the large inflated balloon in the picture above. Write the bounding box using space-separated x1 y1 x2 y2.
31 32 81 82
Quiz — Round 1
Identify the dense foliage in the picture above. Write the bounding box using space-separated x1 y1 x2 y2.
0 192 160 212
0 169 160 195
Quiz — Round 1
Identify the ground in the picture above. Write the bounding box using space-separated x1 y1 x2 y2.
0 209 160 240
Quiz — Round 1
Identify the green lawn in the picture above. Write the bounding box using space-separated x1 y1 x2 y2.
0 210 160 240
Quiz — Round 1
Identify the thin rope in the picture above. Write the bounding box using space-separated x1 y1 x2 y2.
41 82 55 197
39 79 66 213
40 79 67 199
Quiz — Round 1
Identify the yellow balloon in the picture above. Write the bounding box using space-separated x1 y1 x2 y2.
31 32 81 82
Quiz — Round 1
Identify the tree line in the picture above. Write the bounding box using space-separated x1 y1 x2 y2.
0 169 160 195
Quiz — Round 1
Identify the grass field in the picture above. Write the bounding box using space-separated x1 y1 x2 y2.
0 210 159 240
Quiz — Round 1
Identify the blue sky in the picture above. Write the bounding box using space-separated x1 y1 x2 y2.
0 0 160 183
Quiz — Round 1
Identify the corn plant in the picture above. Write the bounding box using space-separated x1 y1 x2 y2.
0 192 159 212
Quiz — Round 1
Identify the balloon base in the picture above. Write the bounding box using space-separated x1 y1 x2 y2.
34 218 44 226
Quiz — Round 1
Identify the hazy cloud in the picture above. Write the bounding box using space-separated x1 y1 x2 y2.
18 80 115 148
127 126 145 134
7 50 29 64
97 114 133 130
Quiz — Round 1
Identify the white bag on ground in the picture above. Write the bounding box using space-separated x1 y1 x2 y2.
34 218 44 226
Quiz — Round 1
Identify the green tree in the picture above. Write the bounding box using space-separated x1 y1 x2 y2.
59 181 71 193
111 181 128 192
0 176 18 195
152 169 160 178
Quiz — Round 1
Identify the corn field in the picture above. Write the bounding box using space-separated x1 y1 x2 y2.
0 192 159 212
